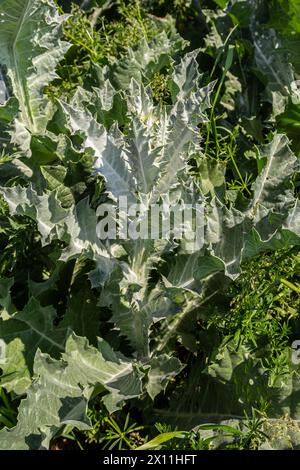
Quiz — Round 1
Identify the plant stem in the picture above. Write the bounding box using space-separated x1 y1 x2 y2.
280 278 300 294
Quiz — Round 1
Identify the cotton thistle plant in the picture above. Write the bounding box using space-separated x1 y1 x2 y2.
0 0 299 449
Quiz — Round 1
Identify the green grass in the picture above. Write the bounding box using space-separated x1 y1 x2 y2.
209 247 300 385
47 1 173 99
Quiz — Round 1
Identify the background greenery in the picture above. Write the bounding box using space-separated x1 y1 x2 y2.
0 0 299 450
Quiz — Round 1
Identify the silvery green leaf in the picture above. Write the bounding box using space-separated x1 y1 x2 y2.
126 116 160 194
1 186 110 262
60 197 110 261
250 134 296 212
0 298 67 395
169 49 202 102
93 80 127 128
0 0 70 150
111 31 187 89
127 79 155 125
0 333 143 449
195 159 226 196
0 186 68 244
41 165 74 208
166 255 201 293
210 206 246 279
220 71 242 111
247 134 297 241
253 29 295 116
0 277 16 319
284 199 300 239
59 289 102 346
0 96 19 124
59 101 135 200
146 354 183 400
206 341 252 383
